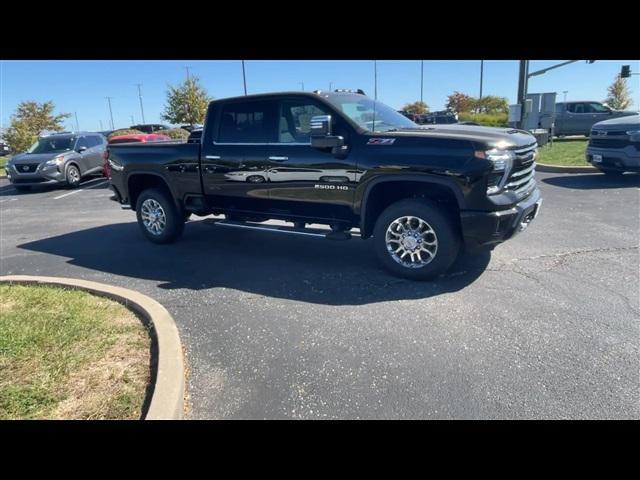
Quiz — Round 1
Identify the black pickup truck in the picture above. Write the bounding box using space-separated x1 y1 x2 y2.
107 89 542 280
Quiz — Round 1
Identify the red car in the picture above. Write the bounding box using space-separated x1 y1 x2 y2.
103 133 171 178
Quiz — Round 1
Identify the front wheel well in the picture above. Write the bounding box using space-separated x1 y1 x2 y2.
361 181 462 238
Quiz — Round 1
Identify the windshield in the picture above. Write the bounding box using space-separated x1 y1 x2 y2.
28 136 75 154
325 94 418 133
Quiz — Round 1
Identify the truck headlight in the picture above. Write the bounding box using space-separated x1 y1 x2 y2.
626 129 640 142
44 156 64 167
475 148 515 195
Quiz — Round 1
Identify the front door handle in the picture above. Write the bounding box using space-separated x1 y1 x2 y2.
268 156 288 162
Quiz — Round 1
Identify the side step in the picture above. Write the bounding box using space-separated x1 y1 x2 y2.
204 219 356 240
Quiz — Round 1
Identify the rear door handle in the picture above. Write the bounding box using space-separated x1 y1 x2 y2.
268 156 288 162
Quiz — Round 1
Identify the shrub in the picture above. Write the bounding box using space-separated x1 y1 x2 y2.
458 112 508 127
160 128 189 140
107 129 144 139
160 128 190 140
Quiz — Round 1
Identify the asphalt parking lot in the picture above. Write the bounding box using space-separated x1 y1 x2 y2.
1 171 638 419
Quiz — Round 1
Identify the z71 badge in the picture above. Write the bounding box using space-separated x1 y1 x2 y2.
367 138 396 145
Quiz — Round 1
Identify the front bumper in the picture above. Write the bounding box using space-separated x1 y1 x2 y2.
460 187 542 250
6 163 67 185
586 145 640 172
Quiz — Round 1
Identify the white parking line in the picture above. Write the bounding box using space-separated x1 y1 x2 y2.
53 179 108 200
0 198 17 204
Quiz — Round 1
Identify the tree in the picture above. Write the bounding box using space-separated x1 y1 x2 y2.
604 75 632 110
446 92 475 113
474 95 508 114
4 101 70 153
401 101 429 114
161 76 212 126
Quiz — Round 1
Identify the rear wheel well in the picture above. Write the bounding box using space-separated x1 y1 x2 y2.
361 181 461 238
128 174 175 209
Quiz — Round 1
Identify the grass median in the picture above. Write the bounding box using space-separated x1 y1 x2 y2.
0 284 152 419
536 138 590 166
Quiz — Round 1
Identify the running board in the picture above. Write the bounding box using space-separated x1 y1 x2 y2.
205 219 356 239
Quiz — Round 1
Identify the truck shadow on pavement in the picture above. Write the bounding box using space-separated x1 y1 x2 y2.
542 173 640 190
17 220 491 306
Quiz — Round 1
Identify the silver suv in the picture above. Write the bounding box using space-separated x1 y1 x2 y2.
5 132 106 191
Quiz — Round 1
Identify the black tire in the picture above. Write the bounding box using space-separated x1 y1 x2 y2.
66 164 81 188
599 168 624 176
372 199 461 280
14 185 31 192
135 188 185 244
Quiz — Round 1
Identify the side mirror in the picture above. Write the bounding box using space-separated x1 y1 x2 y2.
310 114 345 150
77 146 87 153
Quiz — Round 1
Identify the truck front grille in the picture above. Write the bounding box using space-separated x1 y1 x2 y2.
505 143 537 197
589 138 633 149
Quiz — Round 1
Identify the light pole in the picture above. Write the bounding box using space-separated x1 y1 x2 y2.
479 60 484 101
563 90 568 102
518 60 588 128
329 82 333 91
242 60 247 95
105 97 115 130
420 60 424 104
374 60 378 100
299 81 304 91
74 112 79 132
136 83 146 124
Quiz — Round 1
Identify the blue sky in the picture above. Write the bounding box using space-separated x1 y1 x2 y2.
1 60 639 131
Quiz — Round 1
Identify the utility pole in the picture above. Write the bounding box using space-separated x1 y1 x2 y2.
420 60 424 104
374 60 378 100
329 82 333 91
105 97 115 130
135 83 146 124
74 112 79 132
299 81 305 91
516 60 528 129
242 60 247 95
479 60 484 101
184 66 192 80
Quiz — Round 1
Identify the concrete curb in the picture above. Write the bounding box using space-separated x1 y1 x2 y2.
537 162 597 174
0 275 185 420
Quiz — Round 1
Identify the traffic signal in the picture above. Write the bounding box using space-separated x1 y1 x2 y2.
621 65 631 78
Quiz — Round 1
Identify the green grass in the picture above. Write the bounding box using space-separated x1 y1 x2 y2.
0 285 151 420
536 138 590 166
0 155 10 170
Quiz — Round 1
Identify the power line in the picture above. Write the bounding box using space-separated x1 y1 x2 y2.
135 83 146 124
105 97 115 130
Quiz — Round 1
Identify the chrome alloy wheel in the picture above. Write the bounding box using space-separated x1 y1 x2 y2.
68 166 80 183
140 199 167 235
385 216 438 268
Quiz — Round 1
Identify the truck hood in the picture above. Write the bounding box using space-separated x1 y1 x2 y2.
10 151 71 164
592 113 640 130
387 124 537 149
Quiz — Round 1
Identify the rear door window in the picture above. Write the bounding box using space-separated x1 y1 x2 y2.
217 100 277 143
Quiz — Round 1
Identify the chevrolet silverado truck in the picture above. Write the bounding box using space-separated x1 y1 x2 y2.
106 90 542 280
